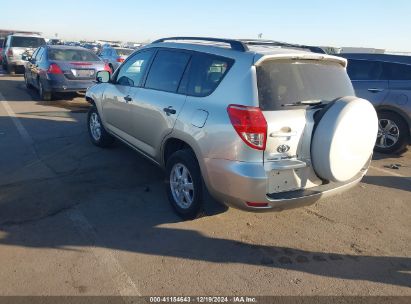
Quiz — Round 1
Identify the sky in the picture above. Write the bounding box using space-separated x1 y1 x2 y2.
1 0 411 51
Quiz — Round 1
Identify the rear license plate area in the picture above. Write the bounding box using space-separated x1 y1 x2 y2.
72 69 94 78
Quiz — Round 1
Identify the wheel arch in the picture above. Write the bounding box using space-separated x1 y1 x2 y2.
161 136 212 190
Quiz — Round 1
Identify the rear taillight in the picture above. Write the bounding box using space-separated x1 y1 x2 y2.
104 63 112 73
47 63 63 74
227 104 267 150
7 49 13 57
116 57 124 63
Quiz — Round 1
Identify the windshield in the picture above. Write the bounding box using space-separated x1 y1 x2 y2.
115 48 133 56
48 49 100 61
256 60 354 110
10 36 46 48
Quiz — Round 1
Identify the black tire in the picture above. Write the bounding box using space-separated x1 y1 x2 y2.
165 149 204 220
38 79 52 101
24 73 32 89
375 111 409 154
87 105 114 147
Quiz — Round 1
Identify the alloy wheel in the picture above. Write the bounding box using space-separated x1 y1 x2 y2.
89 112 102 141
376 119 400 149
170 163 195 209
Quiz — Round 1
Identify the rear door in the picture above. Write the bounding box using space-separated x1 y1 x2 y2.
101 49 155 140
346 59 389 106
127 49 191 158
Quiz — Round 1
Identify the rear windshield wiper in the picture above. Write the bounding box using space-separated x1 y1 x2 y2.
282 100 323 107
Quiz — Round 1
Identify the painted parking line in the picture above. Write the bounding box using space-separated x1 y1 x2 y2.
0 92 142 297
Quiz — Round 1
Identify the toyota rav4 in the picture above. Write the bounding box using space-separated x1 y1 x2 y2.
85 37 378 219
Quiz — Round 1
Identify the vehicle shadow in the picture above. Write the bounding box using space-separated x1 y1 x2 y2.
0 78 90 110
0 114 409 290
362 175 411 192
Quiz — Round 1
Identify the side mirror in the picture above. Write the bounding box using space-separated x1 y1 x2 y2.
96 70 110 83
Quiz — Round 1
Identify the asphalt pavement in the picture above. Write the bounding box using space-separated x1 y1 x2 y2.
0 71 410 297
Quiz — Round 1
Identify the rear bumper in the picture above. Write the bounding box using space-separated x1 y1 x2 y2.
204 158 367 212
44 76 95 93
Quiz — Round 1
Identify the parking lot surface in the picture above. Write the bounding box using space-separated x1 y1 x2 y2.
0 71 410 296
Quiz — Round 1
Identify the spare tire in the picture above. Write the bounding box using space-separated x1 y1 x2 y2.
311 96 378 182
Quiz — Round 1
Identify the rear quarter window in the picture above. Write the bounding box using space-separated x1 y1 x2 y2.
180 53 234 97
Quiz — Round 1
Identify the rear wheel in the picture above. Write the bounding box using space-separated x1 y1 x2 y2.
38 80 52 101
375 111 409 154
165 149 204 220
87 105 114 147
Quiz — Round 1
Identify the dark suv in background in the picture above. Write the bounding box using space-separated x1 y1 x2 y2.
342 53 411 154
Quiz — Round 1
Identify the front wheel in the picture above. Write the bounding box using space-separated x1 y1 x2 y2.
165 149 204 220
375 111 409 154
87 105 114 147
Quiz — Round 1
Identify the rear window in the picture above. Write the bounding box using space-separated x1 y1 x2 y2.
115 48 133 56
257 60 354 110
48 49 100 61
10 36 46 48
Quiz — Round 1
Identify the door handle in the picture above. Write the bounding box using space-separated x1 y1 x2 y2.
368 88 384 93
163 106 176 115
124 95 132 103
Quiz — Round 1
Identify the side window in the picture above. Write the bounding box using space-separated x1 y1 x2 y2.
36 48 45 61
115 49 154 87
35 48 44 61
31 49 39 61
346 59 383 81
144 50 191 93
182 53 234 96
383 62 411 80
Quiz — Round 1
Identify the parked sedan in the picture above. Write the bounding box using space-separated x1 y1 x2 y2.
98 46 134 72
24 45 110 101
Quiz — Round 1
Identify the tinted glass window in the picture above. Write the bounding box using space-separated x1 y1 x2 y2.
257 60 354 110
35 48 44 61
10 36 46 48
0 39 4 48
48 49 100 61
346 59 383 80
383 62 411 80
116 49 154 87
145 50 191 93
182 53 233 96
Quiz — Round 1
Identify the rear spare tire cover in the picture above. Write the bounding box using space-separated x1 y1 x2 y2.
311 96 378 182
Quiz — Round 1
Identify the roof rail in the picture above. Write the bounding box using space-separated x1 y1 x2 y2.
240 39 326 54
151 37 249 52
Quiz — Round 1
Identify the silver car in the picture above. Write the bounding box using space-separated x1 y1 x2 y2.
98 46 134 73
1 34 46 74
86 37 378 220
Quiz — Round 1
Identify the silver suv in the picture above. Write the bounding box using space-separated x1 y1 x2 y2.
86 37 378 219
1 33 46 74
